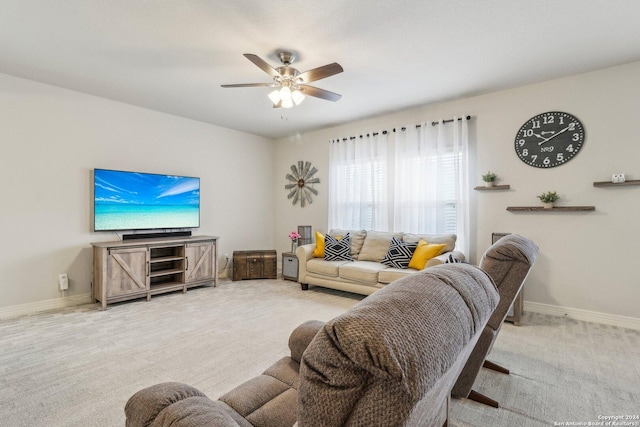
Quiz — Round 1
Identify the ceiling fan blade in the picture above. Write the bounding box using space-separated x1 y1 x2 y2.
221 83 273 88
244 54 281 79
299 85 342 102
297 63 343 83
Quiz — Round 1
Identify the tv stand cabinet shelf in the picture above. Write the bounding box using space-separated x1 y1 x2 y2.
91 235 219 309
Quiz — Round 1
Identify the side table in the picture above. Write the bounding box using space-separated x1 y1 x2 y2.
282 252 298 281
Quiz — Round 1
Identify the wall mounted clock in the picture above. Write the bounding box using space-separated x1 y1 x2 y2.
285 161 319 207
514 111 585 168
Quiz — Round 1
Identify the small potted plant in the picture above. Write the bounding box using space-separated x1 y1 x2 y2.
537 191 559 209
482 171 498 187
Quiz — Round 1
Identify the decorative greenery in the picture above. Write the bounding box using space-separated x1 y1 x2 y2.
482 171 497 182
537 191 560 203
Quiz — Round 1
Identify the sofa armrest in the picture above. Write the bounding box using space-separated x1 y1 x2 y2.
289 320 324 362
425 250 466 268
295 244 315 283
125 382 245 427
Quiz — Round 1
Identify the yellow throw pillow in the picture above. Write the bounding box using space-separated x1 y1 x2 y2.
312 231 326 257
408 239 447 270
312 231 342 258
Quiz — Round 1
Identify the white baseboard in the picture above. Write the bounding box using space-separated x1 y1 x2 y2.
0 293 93 320
524 301 640 331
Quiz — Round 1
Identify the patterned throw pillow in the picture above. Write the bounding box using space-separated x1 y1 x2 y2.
444 253 464 263
324 233 353 261
381 237 418 269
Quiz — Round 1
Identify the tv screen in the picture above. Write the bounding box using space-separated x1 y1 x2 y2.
94 168 200 231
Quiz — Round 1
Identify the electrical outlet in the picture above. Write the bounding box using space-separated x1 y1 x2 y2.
224 253 230 260
58 273 69 291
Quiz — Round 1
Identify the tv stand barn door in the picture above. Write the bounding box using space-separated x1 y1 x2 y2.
92 235 218 309
106 247 149 298
185 241 215 283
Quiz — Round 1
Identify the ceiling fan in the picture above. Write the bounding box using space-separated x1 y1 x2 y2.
221 52 343 108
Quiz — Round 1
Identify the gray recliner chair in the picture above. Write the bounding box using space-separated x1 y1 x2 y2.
451 234 539 408
125 263 499 427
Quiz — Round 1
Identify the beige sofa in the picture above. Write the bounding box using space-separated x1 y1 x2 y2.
125 263 499 427
296 229 465 295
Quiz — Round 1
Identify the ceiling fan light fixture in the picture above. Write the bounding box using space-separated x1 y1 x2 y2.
291 89 305 105
268 89 281 105
280 86 292 102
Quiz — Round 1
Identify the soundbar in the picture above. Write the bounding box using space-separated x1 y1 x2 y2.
123 231 192 241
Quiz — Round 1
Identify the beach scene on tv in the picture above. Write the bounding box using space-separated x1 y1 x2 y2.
94 169 200 231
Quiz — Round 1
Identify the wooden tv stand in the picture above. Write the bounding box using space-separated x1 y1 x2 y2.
91 235 218 309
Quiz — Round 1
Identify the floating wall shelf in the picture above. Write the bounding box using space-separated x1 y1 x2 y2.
507 206 595 212
474 185 511 191
593 180 640 187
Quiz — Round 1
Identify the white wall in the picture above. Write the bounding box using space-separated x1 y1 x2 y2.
274 61 640 322
0 73 274 310
3 61 638 324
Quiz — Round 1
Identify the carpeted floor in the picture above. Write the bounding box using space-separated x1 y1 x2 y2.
1 279 638 426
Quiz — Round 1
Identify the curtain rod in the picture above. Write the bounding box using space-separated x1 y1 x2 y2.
334 115 471 142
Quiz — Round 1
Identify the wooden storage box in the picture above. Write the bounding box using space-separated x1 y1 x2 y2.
232 250 277 281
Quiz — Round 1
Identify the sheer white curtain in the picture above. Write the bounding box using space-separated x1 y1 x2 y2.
328 132 390 231
393 118 469 254
452 117 470 255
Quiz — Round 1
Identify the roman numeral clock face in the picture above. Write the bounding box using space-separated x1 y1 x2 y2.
515 112 585 168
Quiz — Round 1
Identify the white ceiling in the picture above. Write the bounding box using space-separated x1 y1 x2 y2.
1 1 639 139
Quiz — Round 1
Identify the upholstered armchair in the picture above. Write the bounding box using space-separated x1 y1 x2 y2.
451 234 539 408
125 263 499 427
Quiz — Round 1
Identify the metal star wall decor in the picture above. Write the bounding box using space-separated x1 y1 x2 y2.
285 161 319 207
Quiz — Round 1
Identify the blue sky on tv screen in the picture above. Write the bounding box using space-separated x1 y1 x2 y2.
95 169 200 206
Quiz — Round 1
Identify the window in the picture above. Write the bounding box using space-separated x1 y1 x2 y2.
329 118 469 254
328 133 389 231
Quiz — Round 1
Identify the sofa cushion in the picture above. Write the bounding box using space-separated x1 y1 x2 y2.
324 234 353 261
381 236 418 269
358 231 403 262
219 370 298 427
378 267 419 284
307 258 349 277
339 261 389 285
329 229 367 258
408 239 447 270
403 233 457 253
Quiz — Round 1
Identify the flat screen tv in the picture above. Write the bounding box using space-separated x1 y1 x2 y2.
93 168 200 232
